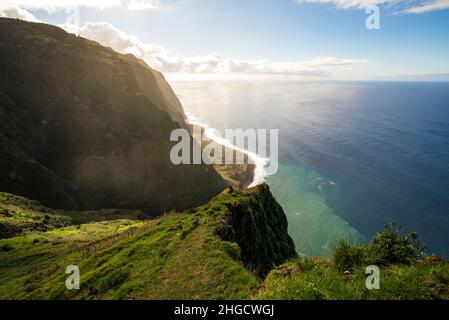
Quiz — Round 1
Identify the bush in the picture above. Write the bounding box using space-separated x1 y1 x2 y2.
332 240 367 272
332 222 425 272
369 221 424 266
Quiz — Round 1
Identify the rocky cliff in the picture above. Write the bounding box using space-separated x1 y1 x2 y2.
216 184 297 276
0 18 226 214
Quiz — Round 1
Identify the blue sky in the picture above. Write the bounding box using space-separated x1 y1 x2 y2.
1 0 448 79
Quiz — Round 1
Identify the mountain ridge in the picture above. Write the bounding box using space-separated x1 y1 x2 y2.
0 18 226 214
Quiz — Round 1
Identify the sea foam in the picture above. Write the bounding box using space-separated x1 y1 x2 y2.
185 112 270 187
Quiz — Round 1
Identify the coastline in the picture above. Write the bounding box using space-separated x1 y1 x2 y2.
214 150 256 189
240 163 256 189
185 112 262 189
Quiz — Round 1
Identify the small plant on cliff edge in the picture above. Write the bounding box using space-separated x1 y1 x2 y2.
332 222 425 272
332 240 367 272
369 221 424 266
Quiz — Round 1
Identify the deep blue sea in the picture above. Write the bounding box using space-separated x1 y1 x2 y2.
171 81 449 257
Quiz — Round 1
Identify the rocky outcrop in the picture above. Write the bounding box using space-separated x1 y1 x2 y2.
216 184 297 277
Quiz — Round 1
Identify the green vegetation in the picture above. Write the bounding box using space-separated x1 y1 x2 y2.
0 192 149 238
255 257 449 300
0 189 448 300
332 222 424 272
256 224 448 300
0 185 295 299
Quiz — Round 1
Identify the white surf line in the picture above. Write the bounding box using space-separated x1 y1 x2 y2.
184 112 270 188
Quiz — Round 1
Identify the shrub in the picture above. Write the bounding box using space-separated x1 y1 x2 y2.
369 221 424 266
333 222 425 271
332 240 367 272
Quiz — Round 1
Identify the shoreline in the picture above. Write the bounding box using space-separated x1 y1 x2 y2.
185 112 263 189
240 163 256 189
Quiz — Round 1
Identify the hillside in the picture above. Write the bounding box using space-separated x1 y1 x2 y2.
1 188 448 300
0 18 226 214
0 185 296 299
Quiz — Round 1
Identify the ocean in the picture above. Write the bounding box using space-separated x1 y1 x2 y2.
171 80 449 257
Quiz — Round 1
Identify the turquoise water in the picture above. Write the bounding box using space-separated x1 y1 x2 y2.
266 161 364 256
171 80 449 257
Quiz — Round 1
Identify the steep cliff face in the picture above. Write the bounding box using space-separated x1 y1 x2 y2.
0 18 226 214
216 184 297 276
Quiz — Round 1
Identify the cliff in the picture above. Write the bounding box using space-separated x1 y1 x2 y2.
0 18 226 214
216 184 296 276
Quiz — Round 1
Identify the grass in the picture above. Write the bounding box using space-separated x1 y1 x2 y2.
255 224 448 300
0 189 262 299
254 257 449 300
0 192 150 239
1 190 448 300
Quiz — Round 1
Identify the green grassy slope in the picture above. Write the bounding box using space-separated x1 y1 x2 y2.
256 224 449 300
1 187 448 300
0 185 295 299
0 192 149 238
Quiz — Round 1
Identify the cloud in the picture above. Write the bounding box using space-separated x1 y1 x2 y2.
295 0 449 13
126 0 161 10
61 21 367 77
0 5 366 78
294 0 394 10
401 0 449 14
0 1 160 13
0 4 40 21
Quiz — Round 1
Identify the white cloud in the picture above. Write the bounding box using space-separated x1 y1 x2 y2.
126 0 161 10
0 0 160 13
294 0 395 10
0 5 367 78
402 0 449 14
295 0 449 13
0 4 40 21
61 21 367 77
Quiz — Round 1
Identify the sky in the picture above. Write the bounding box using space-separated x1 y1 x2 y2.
0 0 448 80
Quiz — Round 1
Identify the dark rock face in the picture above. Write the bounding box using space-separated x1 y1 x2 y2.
217 184 297 277
0 18 226 214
